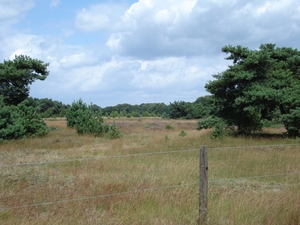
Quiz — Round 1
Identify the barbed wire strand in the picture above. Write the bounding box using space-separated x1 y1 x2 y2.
2 144 300 168
209 171 300 183
0 182 197 211
208 144 300 151
0 149 199 168
1 171 299 211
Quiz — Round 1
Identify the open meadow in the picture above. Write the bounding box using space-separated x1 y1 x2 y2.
1 117 300 224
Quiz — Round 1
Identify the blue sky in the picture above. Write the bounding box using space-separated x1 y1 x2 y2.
1 0 300 107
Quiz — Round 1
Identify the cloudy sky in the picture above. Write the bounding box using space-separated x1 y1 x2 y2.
1 0 299 107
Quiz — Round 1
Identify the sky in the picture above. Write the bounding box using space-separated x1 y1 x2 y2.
0 0 300 107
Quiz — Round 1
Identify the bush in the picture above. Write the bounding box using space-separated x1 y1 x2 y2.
104 122 122 139
165 124 174 130
75 112 103 136
66 99 104 136
66 99 122 138
65 99 88 128
179 130 187 137
0 103 25 141
0 98 49 141
197 117 227 139
210 122 227 139
17 99 49 137
281 107 300 137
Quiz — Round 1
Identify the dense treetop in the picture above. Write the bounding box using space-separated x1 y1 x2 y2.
201 44 300 137
0 55 49 105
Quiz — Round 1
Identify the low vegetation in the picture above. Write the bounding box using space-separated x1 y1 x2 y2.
0 97 49 141
0 117 300 224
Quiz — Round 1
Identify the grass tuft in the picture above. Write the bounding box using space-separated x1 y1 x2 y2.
0 117 299 224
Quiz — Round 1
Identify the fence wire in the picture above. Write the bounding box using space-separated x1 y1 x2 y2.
208 144 300 151
0 182 198 211
1 171 299 211
1 144 300 211
1 144 300 168
0 148 199 168
209 171 300 183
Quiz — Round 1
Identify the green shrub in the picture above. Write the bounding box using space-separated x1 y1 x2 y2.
75 112 103 136
0 104 25 141
105 121 122 139
66 99 104 136
197 117 227 139
0 98 49 141
66 99 122 138
164 135 169 142
165 124 174 130
65 99 88 128
179 130 187 137
281 107 300 137
210 122 227 139
16 99 49 137
161 113 169 119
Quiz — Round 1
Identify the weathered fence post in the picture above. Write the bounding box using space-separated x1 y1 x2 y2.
198 145 208 225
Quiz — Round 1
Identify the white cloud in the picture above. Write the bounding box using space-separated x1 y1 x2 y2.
103 0 300 60
124 0 154 19
75 4 128 32
59 53 97 69
293 6 300 20
0 0 34 21
129 56 226 91
2 0 300 106
254 0 294 16
106 33 122 49
2 34 48 59
1 28 112 64
75 7 110 31
50 0 60 8
154 9 172 25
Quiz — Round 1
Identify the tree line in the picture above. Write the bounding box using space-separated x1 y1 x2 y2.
21 96 215 119
0 55 214 141
2 43 300 141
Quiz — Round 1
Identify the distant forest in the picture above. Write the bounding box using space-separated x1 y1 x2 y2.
27 95 215 119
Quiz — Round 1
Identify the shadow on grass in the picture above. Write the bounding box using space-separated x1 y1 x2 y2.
234 132 287 139
227 128 289 139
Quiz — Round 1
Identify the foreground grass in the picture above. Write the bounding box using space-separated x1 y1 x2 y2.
0 117 300 224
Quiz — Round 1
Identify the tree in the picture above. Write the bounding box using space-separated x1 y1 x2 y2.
65 99 90 128
0 97 25 141
28 97 70 118
169 101 191 119
0 97 49 141
194 95 215 117
0 55 49 105
110 111 119 118
65 99 121 138
16 99 49 137
169 101 208 119
201 44 300 137
66 99 104 135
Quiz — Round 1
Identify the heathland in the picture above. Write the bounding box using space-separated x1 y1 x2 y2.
0 117 300 224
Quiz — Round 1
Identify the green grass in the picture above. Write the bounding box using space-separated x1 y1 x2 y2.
0 117 300 224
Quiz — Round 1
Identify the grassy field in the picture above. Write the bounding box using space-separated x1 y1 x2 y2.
0 117 300 224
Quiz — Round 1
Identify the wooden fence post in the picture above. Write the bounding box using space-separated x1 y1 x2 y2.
198 145 208 225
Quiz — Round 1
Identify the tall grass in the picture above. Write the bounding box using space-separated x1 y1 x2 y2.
0 117 299 224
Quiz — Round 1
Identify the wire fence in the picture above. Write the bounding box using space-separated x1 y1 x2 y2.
1 144 300 213
1 144 299 168
0 148 199 167
0 182 198 211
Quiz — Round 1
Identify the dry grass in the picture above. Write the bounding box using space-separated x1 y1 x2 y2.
0 117 300 224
